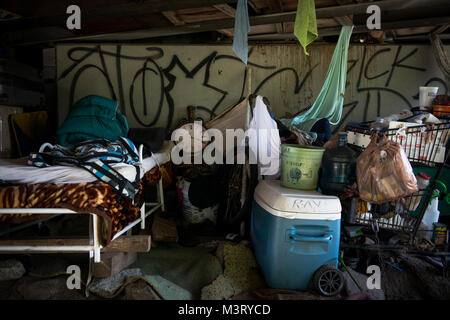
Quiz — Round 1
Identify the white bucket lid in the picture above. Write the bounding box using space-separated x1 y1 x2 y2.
254 180 341 220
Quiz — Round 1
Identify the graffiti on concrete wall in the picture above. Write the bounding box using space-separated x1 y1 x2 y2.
339 45 448 132
57 44 448 131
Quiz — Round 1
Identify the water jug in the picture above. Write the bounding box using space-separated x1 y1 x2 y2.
320 132 356 195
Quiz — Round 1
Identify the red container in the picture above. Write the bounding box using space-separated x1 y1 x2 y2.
433 105 450 117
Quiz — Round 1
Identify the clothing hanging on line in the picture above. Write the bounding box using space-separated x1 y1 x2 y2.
294 0 318 56
232 0 251 65
247 95 281 179
283 25 354 133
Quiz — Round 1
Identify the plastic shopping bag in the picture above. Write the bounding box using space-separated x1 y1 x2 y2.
356 134 418 204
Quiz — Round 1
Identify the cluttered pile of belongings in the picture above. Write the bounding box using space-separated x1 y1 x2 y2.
0 94 172 242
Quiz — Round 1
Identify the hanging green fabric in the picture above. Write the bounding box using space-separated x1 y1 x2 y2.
283 26 354 132
294 0 318 56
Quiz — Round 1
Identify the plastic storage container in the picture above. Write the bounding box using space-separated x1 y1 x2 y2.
433 105 450 118
320 132 356 195
280 144 325 190
251 180 341 291
419 86 439 110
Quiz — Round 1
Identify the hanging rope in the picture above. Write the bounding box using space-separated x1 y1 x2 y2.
430 31 450 90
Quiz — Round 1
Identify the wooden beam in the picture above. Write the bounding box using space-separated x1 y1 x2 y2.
266 0 283 12
211 4 236 38
162 11 185 26
337 16 450 37
103 235 151 253
218 29 234 37
433 24 450 35
266 0 284 34
213 4 236 18
334 15 354 26
3 0 449 44
370 30 385 43
248 15 450 40
0 0 239 28
0 235 151 253
247 0 261 15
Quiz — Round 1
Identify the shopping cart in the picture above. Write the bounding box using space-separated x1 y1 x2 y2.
345 119 450 242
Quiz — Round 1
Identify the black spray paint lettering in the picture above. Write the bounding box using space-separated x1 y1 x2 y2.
335 45 447 133
59 45 447 130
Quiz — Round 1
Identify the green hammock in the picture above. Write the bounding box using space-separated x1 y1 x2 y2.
282 26 354 132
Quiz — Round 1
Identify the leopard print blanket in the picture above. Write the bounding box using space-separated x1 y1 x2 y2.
0 164 170 245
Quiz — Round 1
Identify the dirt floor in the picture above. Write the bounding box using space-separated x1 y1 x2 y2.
0 245 448 300
0 211 449 300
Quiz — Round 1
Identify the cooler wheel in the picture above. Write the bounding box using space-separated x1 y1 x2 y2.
312 264 344 297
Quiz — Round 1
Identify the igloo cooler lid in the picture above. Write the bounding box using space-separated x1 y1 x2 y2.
254 180 341 220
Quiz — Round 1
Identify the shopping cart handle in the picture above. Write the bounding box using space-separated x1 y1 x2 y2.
430 180 449 205
432 179 447 193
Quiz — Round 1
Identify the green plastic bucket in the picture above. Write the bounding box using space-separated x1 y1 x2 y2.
280 144 325 190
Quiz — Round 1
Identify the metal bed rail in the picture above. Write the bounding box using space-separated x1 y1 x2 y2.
0 178 165 263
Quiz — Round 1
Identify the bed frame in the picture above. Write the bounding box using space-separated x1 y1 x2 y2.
0 178 164 294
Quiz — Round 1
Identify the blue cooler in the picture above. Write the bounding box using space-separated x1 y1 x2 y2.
251 180 341 291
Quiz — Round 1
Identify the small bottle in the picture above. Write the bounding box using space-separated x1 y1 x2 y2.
417 172 431 190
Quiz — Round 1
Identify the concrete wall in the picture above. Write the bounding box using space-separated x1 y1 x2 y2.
56 43 448 132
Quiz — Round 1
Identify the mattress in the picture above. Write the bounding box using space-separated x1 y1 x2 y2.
0 141 173 185
0 180 144 245
0 161 172 244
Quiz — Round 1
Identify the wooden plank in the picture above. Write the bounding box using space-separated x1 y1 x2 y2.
334 15 354 26
162 11 185 26
275 23 284 34
218 29 234 37
177 10 228 23
265 0 284 34
104 235 151 252
213 4 236 17
4 0 449 44
282 21 295 33
266 0 283 12
369 30 385 43
249 24 277 34
248 15 450 39
0 235 151 253
248 0 262 14
0 0 239 28
433 24 450 35
317 18 340 28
